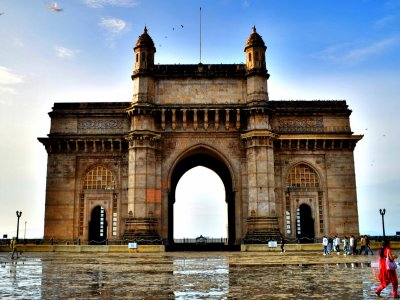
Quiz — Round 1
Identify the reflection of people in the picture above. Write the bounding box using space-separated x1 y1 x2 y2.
375 239 398 297
10 237 17 259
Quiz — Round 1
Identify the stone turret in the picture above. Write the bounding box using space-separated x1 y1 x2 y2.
244 26 268 75
131 26 156 104
244 26 269 103
133 26 156 74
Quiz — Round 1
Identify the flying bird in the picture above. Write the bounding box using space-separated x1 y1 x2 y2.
48 2 64 12
0 12 4 16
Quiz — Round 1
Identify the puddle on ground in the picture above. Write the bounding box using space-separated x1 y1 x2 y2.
0 252 393 299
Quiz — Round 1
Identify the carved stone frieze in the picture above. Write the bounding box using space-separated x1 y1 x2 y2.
78 119 123 130
278 117 323 133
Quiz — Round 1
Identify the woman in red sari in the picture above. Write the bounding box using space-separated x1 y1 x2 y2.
376 239 398 297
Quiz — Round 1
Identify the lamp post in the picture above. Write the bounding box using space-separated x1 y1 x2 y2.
379 208 386 237
16 211 22 241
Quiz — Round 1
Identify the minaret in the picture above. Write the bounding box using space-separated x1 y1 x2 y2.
133 26 156 74
242 26 279 242
244 26 269 102
132 26 156 104
125 27 161 242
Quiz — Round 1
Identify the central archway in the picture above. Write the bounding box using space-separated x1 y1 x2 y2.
168 151 236 247
174 166 227 239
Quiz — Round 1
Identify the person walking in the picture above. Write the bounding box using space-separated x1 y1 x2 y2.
365 235 373 255
353 236 358 255
343 236 350 255
335 236 341 255
360 235 366 255
280 236 286 253
350 235 355 255
322 236 329 255
375 239 398 297
328 236 333 254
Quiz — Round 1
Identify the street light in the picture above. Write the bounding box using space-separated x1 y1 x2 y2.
16 211 22 241
379 208 386 237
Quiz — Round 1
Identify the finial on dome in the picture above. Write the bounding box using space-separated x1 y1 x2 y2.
252 25 256 33
144 26 148 33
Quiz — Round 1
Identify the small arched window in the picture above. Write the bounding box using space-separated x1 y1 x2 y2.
83 166 115 190
136 53 139 63
248 53 252 62
287 163 319 188
141 52 146 62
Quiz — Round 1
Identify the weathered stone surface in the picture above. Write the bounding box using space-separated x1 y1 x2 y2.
38 28 362 245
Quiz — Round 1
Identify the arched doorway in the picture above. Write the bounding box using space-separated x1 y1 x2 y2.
168 152 236 247
174 166 227 239
89 206 108 245
296 204 315 243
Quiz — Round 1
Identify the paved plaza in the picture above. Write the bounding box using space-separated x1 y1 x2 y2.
0 251 396 299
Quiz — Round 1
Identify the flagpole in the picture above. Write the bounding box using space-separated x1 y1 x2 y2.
200 7 202 63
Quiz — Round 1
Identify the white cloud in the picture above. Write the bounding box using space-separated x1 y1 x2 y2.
84 0 139 8
0 66 24 85
98 17 129 47
315 37 400 65
54 45 79 59
99 17 127 33
0 67 24 97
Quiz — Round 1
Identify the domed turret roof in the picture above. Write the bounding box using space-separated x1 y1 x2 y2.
244 26 266 51
134 26 155 50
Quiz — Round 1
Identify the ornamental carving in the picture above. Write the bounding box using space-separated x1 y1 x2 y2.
278 117 323 133
78 119 123 130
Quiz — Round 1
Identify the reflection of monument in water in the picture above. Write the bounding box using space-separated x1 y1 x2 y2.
38 26 362 245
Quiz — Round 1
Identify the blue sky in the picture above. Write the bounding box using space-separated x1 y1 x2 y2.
0 0 400 238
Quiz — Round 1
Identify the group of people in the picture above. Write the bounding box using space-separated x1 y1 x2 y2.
322 235 373 256
321 236 398 297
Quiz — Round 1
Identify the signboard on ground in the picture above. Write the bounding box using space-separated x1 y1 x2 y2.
128 242 138 249
268 241 278 248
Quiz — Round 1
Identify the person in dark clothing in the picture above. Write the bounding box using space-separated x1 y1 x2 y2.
365 235 373 255
280 236 286 253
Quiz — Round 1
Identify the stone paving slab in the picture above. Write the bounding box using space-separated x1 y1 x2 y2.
0 251 398 299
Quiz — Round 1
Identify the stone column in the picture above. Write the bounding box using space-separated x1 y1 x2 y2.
125 133 161 242
241 131 280 242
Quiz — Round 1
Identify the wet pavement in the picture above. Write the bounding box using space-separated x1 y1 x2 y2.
0 251 397 299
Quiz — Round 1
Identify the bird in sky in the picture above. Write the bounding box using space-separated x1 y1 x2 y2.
0 12 4 16
48 2 64 12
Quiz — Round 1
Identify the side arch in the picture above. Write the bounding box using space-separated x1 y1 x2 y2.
78 164 118 242
283 161 325 241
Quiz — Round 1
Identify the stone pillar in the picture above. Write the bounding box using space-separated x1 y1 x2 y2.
125 132 161 243
241 131 280 243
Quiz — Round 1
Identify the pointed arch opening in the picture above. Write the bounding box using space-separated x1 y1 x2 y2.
286 163 321 242
80 165 117 242
296 204 315 243
168 151 236 248
174 166 227 239
89 205 108 245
